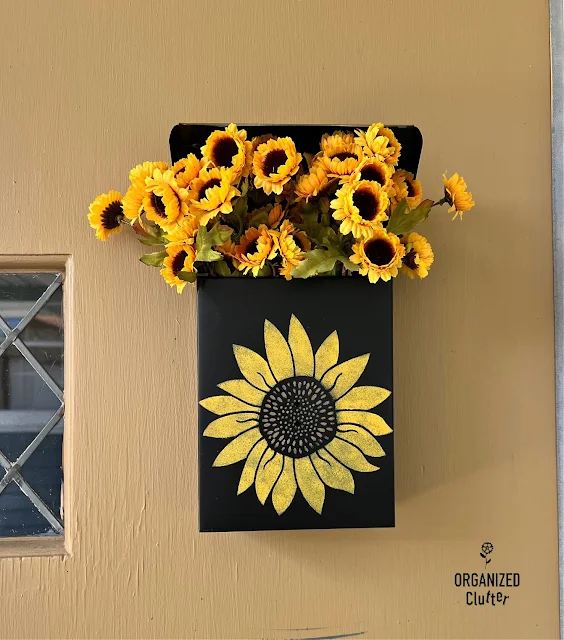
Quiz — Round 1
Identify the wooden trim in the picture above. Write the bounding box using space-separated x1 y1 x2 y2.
0 255 69 272
0 536 67 559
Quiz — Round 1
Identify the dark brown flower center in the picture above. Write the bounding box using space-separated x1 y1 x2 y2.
403 249 418 270
360 164 386 184
150 192 167 218
198 178 221 200
100 200 123 229
171 250 187 276
352 188 379 221
263 149 288 175
213 136 239 168
333 151 357 162
406 180 415 197
245 238 259 255
365 238 394 266
444 188 453 205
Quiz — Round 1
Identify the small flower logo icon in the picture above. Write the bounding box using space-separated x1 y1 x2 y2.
480 542 494 568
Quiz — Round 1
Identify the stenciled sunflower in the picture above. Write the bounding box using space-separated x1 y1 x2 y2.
349 157 393 193
234 225 279 276
144 169 189 229
330 180 390 238
277 220 311 280
355 124 401 167
253 137 302 195
350 229 405 283
295 165 330 201
122 161 168 223
319 141 364 178
171 154 203 189
400 232 434 280
202 123 253 179
443 173 475 220
200 315 392 515
188 167 240 225
88 190 124 240
392 169 423 208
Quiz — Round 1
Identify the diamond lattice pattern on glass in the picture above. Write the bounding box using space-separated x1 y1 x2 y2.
0 273 64 536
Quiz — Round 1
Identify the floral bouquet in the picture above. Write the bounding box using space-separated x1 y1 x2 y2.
88 123 474 293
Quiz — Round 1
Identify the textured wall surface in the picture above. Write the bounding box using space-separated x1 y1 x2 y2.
0 1 558 638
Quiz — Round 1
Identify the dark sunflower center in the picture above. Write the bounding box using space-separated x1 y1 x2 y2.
171 250 187 276
263 149 288 175
198 178 221 200
365 238 394 266
259 376 337 458
100 200 123 229
360 165 385 184
333 151 357 162
352 188 378 221
406 180 415 197
444 188 453 205
403 249 418 270
150 192 167 218
245 238 259 255
213 136 239 167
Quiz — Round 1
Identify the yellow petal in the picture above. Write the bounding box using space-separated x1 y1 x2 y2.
337 425 385 457
203 413 259 438
311 450 354 494
264 320 294 381
255 450 283 505
314 330 339 379
337 410 392 437
321 354 370 400
213 428 262 467
199 395 260 416
237 439 268 494
217 379 266 406
335 386 390 410
233 345 276 392
272 457 297 515
325 437 379 472
288 315 314 376
295 456 325 514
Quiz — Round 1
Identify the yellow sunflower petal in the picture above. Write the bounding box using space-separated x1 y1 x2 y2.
213 428 262 467
288 315 314 376
233 345 276 392
321 354 370 400
217 379 266 406
203 413 259 438
337 410 392 437
237 439 268 495
314 331 339 379
199 395 260 416
264 320 294 381
255 450 284 505
311 450 354 494
337 425 386 457
325 437 379 472
294 456 325 514
272 457 297 515
335 386 390 410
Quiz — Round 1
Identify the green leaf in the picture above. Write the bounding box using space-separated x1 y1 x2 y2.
195 223 233 262
214 261 232 277
386 199 433 236
138 236 166 246
140 251 167 267
247 209 270 227
177 270 198 282
292 247 357 279
255 263 272 277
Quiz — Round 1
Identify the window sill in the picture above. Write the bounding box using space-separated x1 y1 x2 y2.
0 536 67 558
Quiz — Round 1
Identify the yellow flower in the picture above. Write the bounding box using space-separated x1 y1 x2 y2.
251 133 275 152
349 157 393 193
201 123 252 179
319 142 363 178
277 220 311 280
377 127 401 166
88 191 124 240
320 130 355 151
160 243 196 293
443 173 475 220
144 169 189 230
268 204 285 229
122 161 168 222
355 124 401 166
253 137 302 195
164 215 199 247
400 232 434 280
216 239 238 260
391 169 423 207
295 165 330 201
171 154 204 188
234 225 278 276
188 167 240 225
330 180 389 238
350 229 405 283
200 315 392 515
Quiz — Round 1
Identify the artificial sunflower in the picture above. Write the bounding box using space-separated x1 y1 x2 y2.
253 137 302 195
216 239 238 260
330 180 390 238
349 157 393 193
200 315 392 514
122 161 168 222
400 232 434 280
391 169 423 208
268 204 285 229
164 215 199 248
234 225 278 276
171 154 203 188
320 130 355 151
350 229 405 283
355 124 401 166
188 167 240 225
319 141 363 178
295 165 330 201
160 243 196 293
88 191 124 240
201 123 252 179
143 169 189 229
277 220 311 280
443 173 475 220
